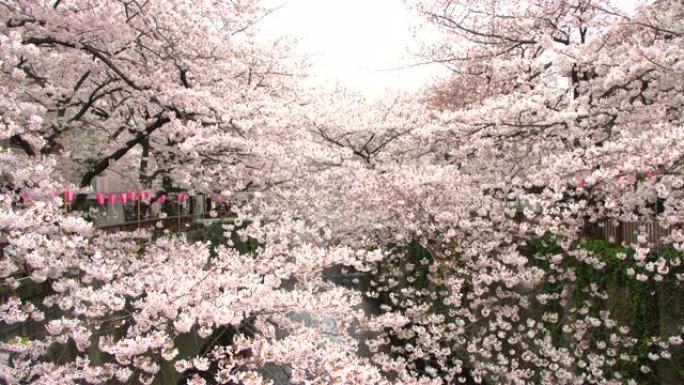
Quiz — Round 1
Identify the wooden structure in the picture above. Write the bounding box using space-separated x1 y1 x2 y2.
584 220 675 247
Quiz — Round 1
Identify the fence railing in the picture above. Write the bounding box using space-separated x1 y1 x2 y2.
96 214 200 233
96 213 678 248
583 220 675 247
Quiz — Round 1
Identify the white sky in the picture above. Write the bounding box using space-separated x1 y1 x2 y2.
260 0 643 98
261 0 445 97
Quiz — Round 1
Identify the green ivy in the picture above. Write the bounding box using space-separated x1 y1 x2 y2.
524 236 666 385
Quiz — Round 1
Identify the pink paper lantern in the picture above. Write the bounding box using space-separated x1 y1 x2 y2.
126 191 137 201
108 193 117 205
140 191 152 202
95 193 106 205
177 192 188 203
119 193 127 204
157 194 167 204
64 189 75 202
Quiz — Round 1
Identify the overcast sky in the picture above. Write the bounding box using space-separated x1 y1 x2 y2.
260 0 643 98
261 0 445 97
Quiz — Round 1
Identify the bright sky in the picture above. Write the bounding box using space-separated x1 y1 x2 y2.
261 0 445 97
261 0 644 98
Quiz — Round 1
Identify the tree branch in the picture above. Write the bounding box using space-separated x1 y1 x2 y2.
24 36 147 91
9 135 35 157
79 115 170 187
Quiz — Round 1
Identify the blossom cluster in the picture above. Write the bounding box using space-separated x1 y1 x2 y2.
2 1 684 385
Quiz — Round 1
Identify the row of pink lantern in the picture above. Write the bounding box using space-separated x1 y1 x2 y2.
92 192 184 206
59 190 190 205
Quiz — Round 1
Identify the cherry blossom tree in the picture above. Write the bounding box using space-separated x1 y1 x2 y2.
0 2 398 385
2 0 684 385
232 1 684 384
0 155 395 384
1 0 305 194
333 1 684 384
